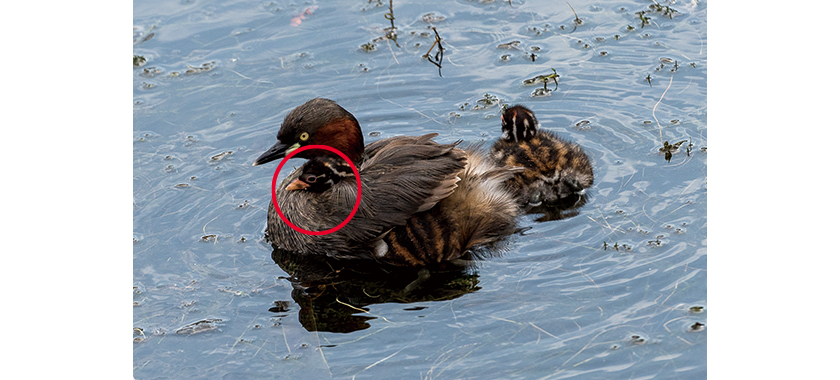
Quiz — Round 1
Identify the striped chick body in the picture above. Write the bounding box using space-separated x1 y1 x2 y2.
491 105 594 206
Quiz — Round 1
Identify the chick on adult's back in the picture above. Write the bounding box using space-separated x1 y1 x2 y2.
491 105 594 207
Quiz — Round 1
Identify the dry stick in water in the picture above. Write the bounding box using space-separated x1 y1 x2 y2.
568 2 582 32
384 0 399 47
422 27 444 77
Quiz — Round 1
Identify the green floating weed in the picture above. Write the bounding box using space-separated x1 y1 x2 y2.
133 55 146 67
603 241 632 251
142 67 161 76
649 1 680 19
523 68 559 91
459 93 505 111
660 138 700 162
360 42 377 52
659 139 688 162
647 236 663 247
184 61 215 75
497 40 521 49
689 306 705 313
477 93 499 107
635 11 651 28
633 2 680 29
421 12 445 23
531 87 550 97
689 322 705 331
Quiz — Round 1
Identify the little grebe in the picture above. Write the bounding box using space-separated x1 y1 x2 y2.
490 105 594 206
254 98 520 267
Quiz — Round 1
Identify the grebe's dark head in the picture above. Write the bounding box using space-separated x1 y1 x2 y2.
254 98 365 166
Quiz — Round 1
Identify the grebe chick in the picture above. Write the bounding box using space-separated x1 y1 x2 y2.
490 104 594 206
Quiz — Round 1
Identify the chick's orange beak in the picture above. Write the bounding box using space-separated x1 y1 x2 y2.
285 178 310 191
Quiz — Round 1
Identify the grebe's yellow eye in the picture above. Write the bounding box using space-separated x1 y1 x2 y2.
299 132 309 141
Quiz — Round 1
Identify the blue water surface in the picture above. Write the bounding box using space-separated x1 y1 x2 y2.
133 0 706 378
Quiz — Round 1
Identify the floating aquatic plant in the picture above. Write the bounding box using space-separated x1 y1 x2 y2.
523 68 559 91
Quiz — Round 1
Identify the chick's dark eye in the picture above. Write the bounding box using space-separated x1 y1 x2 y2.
305 175 317 183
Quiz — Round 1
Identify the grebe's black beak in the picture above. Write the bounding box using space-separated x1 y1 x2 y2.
253 140 300 166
